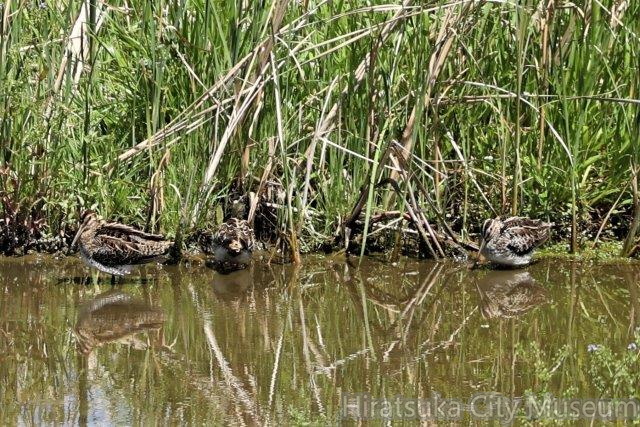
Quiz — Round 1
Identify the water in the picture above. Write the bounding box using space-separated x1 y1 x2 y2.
1 255 638 424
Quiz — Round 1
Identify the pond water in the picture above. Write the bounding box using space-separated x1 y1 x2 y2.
1 254 639 424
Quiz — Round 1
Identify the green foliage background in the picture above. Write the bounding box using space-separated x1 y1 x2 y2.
0 0 638 251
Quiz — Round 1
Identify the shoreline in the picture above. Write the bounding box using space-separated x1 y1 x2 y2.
0 232 636 265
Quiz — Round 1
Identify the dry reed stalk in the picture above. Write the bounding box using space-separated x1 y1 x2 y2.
237 0 290 180
391 3 469 182
622 165 640 256
299 76 339 230
44 0 107 125
377 175 438 259
147 149 171 232
190 75 267 222
113 0 349 177
305 0 415 158
391 153 445 258
1 0 13 70
110 52 255 168
407 169 479 252
344 140 395 227
537 0 555 169
269 47 302 264
247 138 276 224
384 139 475 252
191 0 290 222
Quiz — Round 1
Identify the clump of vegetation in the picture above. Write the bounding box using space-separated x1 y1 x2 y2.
537 241 633 263
0 1 639 258
516 341 571 394
587 335 640 397
516 333 640 400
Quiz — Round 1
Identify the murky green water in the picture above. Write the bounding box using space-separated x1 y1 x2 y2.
1 255 639 424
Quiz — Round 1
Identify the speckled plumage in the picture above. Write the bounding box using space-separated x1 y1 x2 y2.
72 211 173 276
198 218 255 274
480 216 552 267
476 270 548 319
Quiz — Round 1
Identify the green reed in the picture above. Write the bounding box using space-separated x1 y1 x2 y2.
0 0 638 253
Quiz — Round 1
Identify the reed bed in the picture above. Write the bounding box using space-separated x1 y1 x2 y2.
0 0 638 257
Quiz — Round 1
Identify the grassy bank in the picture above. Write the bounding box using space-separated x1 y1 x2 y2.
0 0 639 257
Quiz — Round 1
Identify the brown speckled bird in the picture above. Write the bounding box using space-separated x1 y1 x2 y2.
479 216 552 267
198 218 255 274
72 211 173 279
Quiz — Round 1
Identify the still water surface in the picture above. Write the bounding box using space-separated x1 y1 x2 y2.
1 255 638 424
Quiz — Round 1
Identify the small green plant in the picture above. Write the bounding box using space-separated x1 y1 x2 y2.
587 334 640 397
516 341 571 393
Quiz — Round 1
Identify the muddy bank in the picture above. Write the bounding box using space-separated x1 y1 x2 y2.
0 220 74 256
1 210 637 260
2 169 638 259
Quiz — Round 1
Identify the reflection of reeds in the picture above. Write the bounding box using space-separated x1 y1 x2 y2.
187 281 265 425
623 266 640 336
5 257 640 423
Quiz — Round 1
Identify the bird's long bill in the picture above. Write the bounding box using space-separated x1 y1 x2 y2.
478 238 486 256
71 223 84 249
469 239 486 270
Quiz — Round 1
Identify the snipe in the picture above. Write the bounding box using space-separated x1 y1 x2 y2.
479 216 552 267
72 211 174 279
198 218 255 274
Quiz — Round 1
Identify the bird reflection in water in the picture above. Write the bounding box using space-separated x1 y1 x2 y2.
475 270 548 319
74 290 166 355
210 267 252 300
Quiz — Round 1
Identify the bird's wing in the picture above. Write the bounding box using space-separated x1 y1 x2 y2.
501 216 551 230
98 222 169 242
504 226 550 255
92 232 171 266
